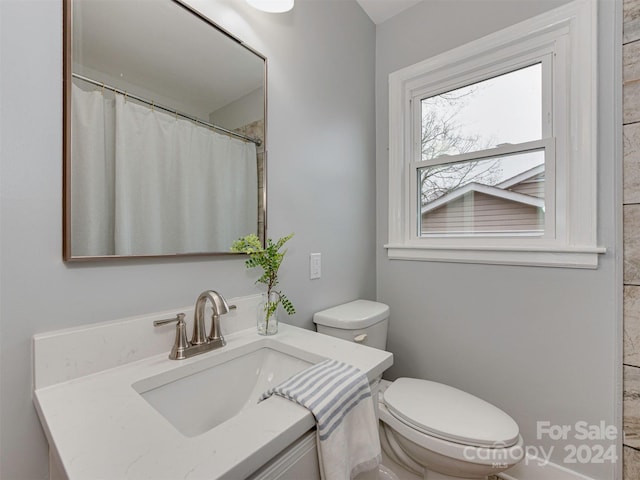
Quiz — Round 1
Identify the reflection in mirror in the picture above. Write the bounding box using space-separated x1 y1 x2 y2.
63 0 266 260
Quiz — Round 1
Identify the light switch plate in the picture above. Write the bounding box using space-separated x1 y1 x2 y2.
310 253 321 279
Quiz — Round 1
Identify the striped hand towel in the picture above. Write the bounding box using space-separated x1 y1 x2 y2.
260 359 381 480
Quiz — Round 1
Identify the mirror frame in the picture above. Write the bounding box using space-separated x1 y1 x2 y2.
62 0 268 261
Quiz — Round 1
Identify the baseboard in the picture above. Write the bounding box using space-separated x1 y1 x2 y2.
498 455 600 480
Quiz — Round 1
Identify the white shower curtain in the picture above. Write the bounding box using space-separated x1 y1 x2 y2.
71 84 258 256
71 86 115 256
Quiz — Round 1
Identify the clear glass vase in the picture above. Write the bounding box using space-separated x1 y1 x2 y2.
257 291 278 335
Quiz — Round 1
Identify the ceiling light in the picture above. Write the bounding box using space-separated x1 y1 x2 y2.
246 0 294 13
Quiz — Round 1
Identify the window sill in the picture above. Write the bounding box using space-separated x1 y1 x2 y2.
384 244 606 269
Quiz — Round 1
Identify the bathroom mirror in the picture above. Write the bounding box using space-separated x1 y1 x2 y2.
63 0 266 260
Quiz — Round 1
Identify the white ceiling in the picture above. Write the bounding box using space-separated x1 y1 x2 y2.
355 0 423 24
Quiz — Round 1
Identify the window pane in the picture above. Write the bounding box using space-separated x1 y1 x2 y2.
418 150 545 235
421 64 542 161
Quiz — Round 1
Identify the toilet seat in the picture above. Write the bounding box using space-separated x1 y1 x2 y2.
383 378 519 448
378 400 525 470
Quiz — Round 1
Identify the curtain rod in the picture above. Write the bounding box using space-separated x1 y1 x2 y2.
72 73 262 146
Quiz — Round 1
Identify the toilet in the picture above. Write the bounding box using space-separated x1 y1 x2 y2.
313 300 524 480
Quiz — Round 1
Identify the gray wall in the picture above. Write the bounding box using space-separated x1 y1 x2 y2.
0 0 375 478
375 1 621 479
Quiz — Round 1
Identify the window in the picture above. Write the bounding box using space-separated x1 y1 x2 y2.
417 63 549 238
386 0 604 268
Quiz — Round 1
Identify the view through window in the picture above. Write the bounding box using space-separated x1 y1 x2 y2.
418 63 545 236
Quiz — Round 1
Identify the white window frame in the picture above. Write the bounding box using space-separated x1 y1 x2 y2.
385 0 605 268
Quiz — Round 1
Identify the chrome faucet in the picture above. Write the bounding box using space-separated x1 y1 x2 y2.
153 290 235 360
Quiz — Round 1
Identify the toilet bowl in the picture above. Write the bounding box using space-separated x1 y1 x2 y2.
313 300 524 480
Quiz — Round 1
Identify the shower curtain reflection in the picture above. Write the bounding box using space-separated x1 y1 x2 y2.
71 84 258 256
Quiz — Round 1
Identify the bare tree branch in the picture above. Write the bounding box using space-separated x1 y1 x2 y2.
419 89 502 206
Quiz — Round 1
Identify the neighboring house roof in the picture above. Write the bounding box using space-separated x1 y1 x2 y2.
421 165 545 215
496 164 545 189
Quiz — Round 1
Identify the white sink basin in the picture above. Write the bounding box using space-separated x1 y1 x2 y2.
132 344 314 437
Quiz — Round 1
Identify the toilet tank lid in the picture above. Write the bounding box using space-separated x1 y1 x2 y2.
313 300 389 329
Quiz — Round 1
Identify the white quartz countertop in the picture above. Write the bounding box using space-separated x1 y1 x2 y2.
34 322 393 480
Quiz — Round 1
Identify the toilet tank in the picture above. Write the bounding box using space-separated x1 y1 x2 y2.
313 300 389 351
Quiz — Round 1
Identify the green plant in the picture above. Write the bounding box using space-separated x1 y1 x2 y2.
231 233 296 330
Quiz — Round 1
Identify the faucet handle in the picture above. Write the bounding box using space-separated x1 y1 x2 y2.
153 313 186 327
153 313 189 360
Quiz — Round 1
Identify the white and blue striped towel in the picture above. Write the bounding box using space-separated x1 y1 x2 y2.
260 359 381 480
